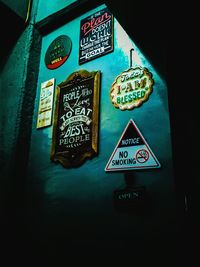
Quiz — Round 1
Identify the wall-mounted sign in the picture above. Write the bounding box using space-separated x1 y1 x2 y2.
45 35 72 69
51 70 101 168
79 7 114 65
113 186 147 213
105 119 161 171
110 67 154 110
36 78 55 129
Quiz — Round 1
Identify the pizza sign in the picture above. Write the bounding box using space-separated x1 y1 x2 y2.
110 67 154 110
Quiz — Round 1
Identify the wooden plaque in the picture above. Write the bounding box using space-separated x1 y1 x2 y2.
51 70 101 168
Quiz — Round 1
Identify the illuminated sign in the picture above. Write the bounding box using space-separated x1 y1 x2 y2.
45 35 72 69
110 67 154 110
105 119 161 171
51 70 101 168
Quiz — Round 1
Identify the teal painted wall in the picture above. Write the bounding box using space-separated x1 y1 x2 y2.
0 1 41 251
36 0 78 22
27 3 178 248
0 26 33 178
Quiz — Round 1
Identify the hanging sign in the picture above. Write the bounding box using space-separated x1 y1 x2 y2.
36 78 55 129
79 7 114 65
110 66 154 110
45 35 72 69
51 70 101 168
113 186 147 212
105 119 161 172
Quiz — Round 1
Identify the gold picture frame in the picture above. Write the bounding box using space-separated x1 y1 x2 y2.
50 69 101 168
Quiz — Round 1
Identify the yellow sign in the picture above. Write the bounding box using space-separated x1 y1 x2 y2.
110 67 153 110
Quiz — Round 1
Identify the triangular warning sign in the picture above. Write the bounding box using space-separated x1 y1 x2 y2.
105 119 161 172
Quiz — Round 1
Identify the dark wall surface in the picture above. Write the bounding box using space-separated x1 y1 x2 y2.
0 2 26 62
0 0 30 20
0 0 198 263
103 1 199 261
26 1 181 260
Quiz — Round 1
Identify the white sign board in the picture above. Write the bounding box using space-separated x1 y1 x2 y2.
36 78 55 129
105 119 161 171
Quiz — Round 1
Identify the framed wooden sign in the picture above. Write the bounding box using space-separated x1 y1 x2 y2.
51 70 101 168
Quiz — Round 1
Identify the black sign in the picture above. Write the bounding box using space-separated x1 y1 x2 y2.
79 7 114 65
113 186 147 213
45 35 72 69
51 70 101 167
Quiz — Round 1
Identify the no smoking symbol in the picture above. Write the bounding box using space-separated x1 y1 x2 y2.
136 149 149 163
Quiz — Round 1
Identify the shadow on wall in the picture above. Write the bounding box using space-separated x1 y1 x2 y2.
0 2 26 66
104 0 167 81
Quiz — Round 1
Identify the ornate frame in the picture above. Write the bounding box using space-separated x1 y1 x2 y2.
50 69 101 167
